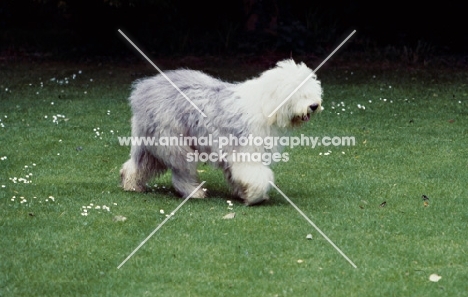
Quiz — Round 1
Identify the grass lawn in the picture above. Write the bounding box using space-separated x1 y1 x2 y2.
1 58 467 296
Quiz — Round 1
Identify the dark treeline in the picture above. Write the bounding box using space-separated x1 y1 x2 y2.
0 0 465 57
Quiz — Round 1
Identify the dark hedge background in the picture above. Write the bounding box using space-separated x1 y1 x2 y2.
0 0 466 60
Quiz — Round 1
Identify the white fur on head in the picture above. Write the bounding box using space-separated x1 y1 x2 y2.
256 59 323 127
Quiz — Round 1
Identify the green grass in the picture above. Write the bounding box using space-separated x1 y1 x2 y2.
1 60 468 296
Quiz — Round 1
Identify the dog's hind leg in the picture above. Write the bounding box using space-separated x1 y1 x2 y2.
120 145 167 192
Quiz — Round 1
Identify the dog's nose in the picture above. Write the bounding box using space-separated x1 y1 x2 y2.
309 103 320 112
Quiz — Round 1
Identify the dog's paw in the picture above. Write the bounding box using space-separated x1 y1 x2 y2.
122 184 147 192
190 188 207 199
244 195 269 206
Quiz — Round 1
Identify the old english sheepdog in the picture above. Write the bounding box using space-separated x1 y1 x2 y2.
120 59 322 205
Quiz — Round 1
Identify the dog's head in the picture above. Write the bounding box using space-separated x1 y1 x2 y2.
262 59 323 128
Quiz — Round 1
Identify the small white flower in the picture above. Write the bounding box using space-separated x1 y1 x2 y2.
160 209 165 214
113 215 127 222
429 274 442 282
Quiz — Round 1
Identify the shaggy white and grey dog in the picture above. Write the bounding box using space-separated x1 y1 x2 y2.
120 59 322 205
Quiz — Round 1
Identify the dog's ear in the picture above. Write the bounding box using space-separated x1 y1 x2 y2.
266 112 277 126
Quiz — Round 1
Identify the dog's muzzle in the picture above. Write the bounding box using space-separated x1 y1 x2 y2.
309 103 320 112
301 103 321 122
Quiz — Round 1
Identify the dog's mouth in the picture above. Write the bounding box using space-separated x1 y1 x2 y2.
291 113 310 125
291 103 322 125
